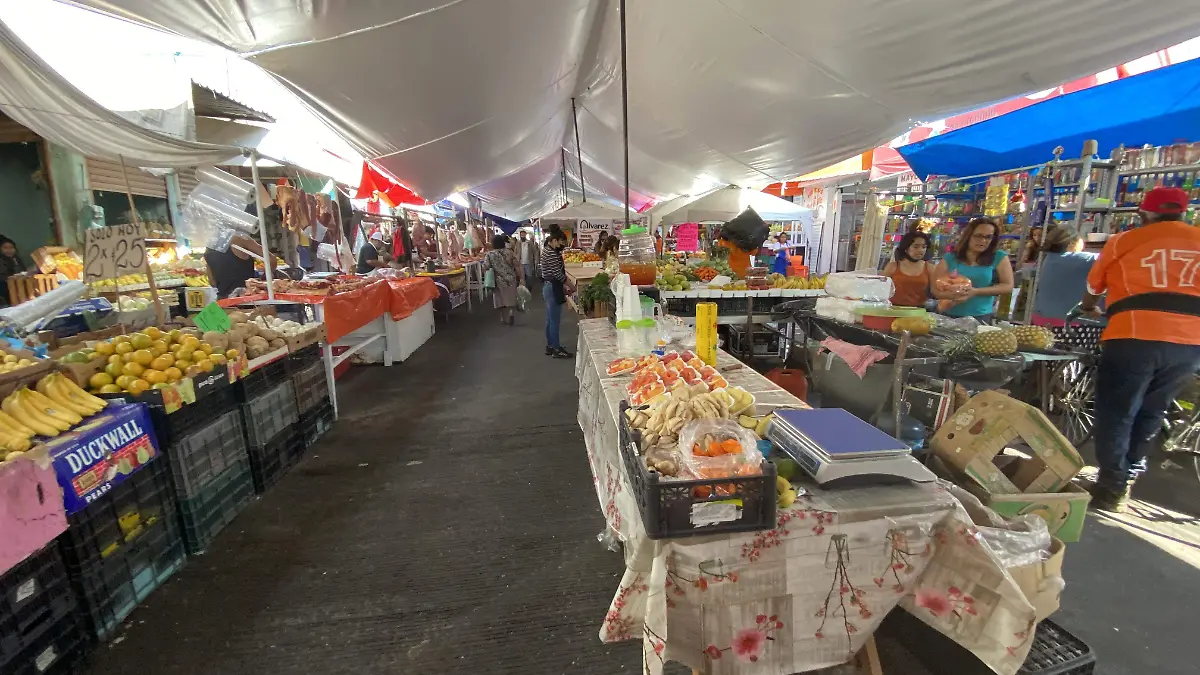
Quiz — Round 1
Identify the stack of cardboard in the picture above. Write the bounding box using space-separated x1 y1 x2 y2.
931 390 1090 543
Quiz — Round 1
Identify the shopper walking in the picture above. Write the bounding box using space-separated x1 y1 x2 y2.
932 217 1014 321
517 230 539 289
882 229 932 308
1080 187 1200 513
484 234 522 326
541 225 574 358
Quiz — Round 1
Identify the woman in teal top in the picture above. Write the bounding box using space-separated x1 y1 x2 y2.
932 218 1015 320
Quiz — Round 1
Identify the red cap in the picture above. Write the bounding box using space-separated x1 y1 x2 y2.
1140 186 1190 214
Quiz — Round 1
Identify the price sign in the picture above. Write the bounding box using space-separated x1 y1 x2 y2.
83 223 146 283
984 182 1010 218
675 223 699 252
193 302 231 334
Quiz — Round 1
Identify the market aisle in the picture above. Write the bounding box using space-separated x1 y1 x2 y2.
81 299 642 674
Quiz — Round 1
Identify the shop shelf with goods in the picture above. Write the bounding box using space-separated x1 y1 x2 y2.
57 459 186 641
0 544 78 674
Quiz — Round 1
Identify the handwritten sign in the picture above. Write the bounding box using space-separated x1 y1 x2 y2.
83 223 146 283
675 223 699 252
193 303 231 334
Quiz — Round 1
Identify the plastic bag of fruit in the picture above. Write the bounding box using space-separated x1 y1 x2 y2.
678 419 763 478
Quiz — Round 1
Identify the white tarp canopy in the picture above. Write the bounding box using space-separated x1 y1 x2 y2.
70 0 1200 216
541 200 628 221
0 17 239 167
652 187 811 226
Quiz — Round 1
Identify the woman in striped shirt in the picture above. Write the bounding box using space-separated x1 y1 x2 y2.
541 225 573 358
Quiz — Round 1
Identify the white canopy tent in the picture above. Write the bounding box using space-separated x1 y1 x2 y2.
541 200 628 221
67 0 1200 218
652 187 811 227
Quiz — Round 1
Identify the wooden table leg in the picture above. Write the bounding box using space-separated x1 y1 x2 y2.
854 636 883 675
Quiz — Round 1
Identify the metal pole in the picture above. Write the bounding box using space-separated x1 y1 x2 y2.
571 97 587 203
619 0 630 229
560 147 569 206
250 151 275 301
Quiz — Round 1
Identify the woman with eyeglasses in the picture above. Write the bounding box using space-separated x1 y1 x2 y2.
932 218 1014 321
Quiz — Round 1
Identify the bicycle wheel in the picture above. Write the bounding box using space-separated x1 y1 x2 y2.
1048 359 1096 446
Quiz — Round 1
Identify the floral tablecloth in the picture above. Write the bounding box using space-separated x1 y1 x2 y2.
575 319 1042 675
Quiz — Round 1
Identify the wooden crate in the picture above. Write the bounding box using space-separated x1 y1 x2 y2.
7 274 59 305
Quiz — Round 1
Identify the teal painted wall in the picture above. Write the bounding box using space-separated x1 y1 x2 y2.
0 142 55 267
44 141 91 252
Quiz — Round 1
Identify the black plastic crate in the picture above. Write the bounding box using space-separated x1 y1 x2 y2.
618 402 776 539
165 410 248 500
292 360 330 416
4 611 87 675
286 343 321 375
149 385 239 449
664 296 699 317
235 357 289 402
247 427 303 494
882 608 1096 675
241 381 299 448
297 398 334 451
0 546 76 670
178 456 254 554
58 459 186 641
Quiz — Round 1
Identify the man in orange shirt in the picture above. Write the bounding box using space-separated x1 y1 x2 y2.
1081 186 1200 512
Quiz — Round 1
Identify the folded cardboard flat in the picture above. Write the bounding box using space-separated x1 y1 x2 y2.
931 391 1084 495
1009 537 1066 622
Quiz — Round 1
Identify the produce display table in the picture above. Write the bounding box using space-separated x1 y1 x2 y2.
222 278 438 418
575 318 1044 675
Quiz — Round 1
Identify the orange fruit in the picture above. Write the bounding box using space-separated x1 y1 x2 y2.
168 329 182 344
198 343 213 355
225 349 240 360
115 375 136 390
210 354 227 365
112 335 131 345
150 339 168 355
93 341 115 356
176 346 195 361
150 356 173 371
144 327 163 340
107 354 123 366
121 362 145 378
99 384 122 394
196 359 214 373
130 333 153 350
181 336 200 349
163 367 182 382
89 372 113 388
127 379 150 395
132 349 153 366
114 342 133 355
143 370 167 385
104 362 123 379
174 359 191 372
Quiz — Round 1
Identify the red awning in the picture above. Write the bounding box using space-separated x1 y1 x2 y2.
354 161 424 206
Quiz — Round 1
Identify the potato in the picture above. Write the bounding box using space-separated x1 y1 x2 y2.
202 331 229 351
179 327 202 340
259 328 279 342
268 338 286 350
246 336 269 350
241 323 260 338
227 310 249 324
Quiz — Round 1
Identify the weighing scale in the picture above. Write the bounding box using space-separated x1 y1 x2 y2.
768 408 936 484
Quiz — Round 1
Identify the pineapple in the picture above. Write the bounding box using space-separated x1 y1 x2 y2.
1011 324 1055 350
974 329 1018 356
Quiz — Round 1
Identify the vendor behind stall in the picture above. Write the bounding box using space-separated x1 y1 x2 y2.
933 218 1014 321
357 232 391 273
1029 225 1097 326
204 233 274 298
881 230 932 308
0 236 27 305
771 232 791 276
415 225 438 261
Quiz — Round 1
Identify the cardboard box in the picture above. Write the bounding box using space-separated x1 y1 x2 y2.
931 390 1084 495
1009 537 1066 621
43 403 160 514
974 478 1090 544
284 324 327 353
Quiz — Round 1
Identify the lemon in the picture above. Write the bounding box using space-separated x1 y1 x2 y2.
130 333 153 350
177 346 196 361
108 354 123 366
144 370 167 385
150 339 168 356
122 362 145 378
168 329 182 344
127 379 150 395
89 372 113 388
115 375 136 390
196 359 214 373
2 355 16 364
174 359 192 372
164 367 182 382
210 354 227 365
94 341 115 356
132 349 153 366
181 336 200 349
114 342 134 355
150 356 173 371
112 335 131 345
199 343 213 356
99 384 122 394
104 362 123 379
144 327 163 340
225 349 240 360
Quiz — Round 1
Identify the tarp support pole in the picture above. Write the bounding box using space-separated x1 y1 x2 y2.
560 147 569 207
250 150 275 301
619 0 630 230
571 97 587 203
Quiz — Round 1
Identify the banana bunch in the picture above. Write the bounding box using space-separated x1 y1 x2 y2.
625 382 738 457
0 373 107 457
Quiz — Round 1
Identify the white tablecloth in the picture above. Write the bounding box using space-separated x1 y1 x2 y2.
575 318 1042 675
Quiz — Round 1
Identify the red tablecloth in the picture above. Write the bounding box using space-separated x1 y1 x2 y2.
217 277 439 343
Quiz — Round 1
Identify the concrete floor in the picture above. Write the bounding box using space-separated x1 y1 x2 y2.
78 297 1200 674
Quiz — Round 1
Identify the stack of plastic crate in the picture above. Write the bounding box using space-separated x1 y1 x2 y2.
58 459 185 641
242 380 301 493
167 409 255 554
291 359 332 450
0 545 86 674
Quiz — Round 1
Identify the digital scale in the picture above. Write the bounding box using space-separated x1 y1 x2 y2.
769 408 936 484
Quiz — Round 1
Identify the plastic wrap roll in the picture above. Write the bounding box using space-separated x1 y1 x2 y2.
0 281 89 332
186 182 243 208
195 165 253 201
191 194 258 235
